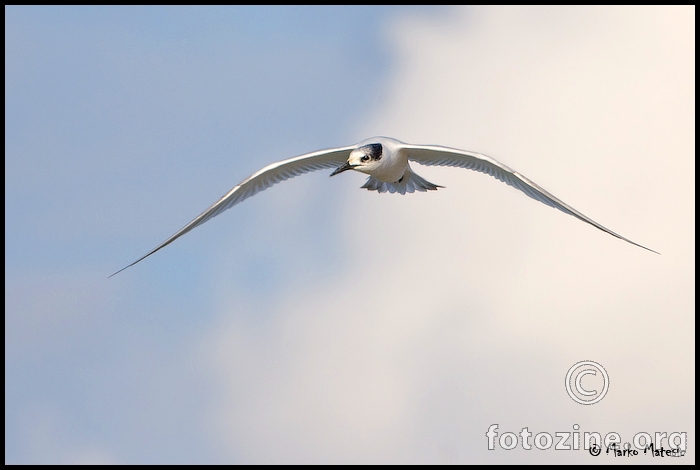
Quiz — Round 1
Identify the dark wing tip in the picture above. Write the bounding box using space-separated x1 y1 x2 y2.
108 259 142 278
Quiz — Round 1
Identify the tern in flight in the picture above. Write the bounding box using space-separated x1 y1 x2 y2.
111 136 657 276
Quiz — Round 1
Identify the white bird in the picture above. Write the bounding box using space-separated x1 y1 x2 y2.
110 136 657 276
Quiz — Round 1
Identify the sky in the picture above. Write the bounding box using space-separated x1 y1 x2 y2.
5 5 694 464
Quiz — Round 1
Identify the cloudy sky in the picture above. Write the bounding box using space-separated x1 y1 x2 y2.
5 6 694 464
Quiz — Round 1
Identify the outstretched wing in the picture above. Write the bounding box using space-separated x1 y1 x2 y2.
111 145 354 276
404 144 658 254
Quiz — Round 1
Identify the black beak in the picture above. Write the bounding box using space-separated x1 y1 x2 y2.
330 161 356 177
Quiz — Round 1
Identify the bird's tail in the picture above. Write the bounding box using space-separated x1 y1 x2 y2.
361 169 443 194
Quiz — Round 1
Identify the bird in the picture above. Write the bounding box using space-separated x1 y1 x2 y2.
110 136 657 277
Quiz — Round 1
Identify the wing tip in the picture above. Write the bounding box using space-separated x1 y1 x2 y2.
639 244 661 255
108 263 133 278
615 234 659 255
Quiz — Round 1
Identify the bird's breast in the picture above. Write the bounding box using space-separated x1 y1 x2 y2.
367 150 409 183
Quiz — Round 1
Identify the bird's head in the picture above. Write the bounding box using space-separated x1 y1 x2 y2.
330 143 383 176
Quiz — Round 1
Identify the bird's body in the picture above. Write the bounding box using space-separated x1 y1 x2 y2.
351 138 408 183
111 136 656 277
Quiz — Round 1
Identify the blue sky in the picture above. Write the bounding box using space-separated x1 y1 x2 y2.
6 6 694 464
6 6 416 462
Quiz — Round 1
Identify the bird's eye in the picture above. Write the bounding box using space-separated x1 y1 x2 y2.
361 155 370 162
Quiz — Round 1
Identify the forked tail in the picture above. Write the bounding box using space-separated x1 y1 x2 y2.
361 169 442 194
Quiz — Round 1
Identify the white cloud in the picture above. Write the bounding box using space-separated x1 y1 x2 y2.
204 6 694 463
